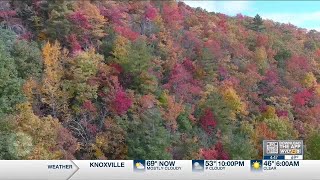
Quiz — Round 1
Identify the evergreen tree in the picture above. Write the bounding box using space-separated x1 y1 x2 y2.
113 37 152 75
44 0 73 43
249 14 265 32
126 108 171 159
113 37 154 93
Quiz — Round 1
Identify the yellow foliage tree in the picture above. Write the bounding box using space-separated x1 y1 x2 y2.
315 85 320 97
41 41 68 118
73 1 107 38
153 15 179 70
161 92 185 131
254 46 268 71
91 117 128 159
112 35 130 64
260 106 277 120
12 103 63 159
302 72 317 88
22 78 38 102
220 86 247 119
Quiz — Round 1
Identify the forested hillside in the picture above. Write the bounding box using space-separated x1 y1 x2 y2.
0 0 320 160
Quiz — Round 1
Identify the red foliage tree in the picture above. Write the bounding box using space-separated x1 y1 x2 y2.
114 26 139 41
276 110 288 117
57 126 78 159
231 43 251 58
109 63 123 74
82 100 97 113
201 142 229 160
200 109 217 134
287 56 311 76
163 63 201 103
99 3 128 25
256 34 268 47
315 49 320 58
112 90 132 115
68 11 91 46
80 119 98 137
97 67 132 116
204 39 222 58
293 89 313 107
183 31 202 57
68 34 82 54
0 1 16 19
162 3 183 29
217 19 228 32
87 123 98 136
201 146 218 159
145 5 157 20
218 66 228 80
236 13 245 21
68 11 92 29
264 69 279 86
0 10 16 18
215 142 230 160
182 58 196 73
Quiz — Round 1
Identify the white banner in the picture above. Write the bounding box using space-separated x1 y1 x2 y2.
0 160 319 180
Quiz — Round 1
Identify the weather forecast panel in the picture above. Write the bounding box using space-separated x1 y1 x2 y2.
0 160 319 180
0 139 317 179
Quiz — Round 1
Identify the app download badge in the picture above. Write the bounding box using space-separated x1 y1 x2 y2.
192 160 204 172
251 160 262 171
134 160 145 171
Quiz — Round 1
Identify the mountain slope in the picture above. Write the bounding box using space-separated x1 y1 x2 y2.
0 0 319 160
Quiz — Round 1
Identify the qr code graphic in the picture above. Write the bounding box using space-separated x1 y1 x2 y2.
267 142 278 154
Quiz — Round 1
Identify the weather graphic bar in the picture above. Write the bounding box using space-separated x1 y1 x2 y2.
0 160 318 180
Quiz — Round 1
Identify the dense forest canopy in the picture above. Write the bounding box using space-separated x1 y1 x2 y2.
0 0 320 160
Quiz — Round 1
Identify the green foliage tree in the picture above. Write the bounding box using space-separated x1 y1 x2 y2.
177 112 193 132
274 48 291 69
11 40 43 79
249 14 265 32
16 2 43 36
44 0 73 43
264 117 297 140
64 49 103 112
126 108 172 159
171 133 199 159
201 89 231 133
113 37 152 75
0 118 16 159
113 37 154 93
200 48 217 81
222 126 258 159
306 130 320 159
0 30 24 117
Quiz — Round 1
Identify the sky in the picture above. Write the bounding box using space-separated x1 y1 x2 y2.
183 1 320 31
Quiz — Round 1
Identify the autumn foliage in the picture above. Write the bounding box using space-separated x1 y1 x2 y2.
0 1 320 160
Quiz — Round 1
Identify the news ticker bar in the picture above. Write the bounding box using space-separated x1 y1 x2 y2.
0 160 319 180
